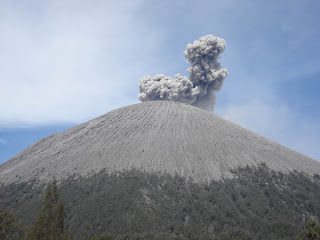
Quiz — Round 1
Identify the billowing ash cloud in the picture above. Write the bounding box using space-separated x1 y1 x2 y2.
138 35 228 112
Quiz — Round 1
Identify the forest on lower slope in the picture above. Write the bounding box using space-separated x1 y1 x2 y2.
1 164 320 240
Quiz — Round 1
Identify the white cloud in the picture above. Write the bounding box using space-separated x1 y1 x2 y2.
0 138 6 144
0 0 162 128
218 100 320 161
0 0 319 163
220 100 291 139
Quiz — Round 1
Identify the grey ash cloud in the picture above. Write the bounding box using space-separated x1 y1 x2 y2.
138 35 228 112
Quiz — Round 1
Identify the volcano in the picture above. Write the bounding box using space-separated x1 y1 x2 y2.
1 101 320 240
1 101 319 185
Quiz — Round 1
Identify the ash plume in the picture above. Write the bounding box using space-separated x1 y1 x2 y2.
138 35 228 112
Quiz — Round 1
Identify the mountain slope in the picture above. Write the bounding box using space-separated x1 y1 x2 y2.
0 101 319 184
1 165 320 240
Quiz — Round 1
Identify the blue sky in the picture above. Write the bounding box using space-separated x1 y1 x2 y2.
1 0 320 163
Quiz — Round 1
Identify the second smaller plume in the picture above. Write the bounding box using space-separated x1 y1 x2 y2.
138 35 228 112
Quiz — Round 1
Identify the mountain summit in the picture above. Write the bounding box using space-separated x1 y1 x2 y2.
1 101 319 185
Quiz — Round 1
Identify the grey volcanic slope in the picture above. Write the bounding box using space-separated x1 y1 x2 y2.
1 101 320 185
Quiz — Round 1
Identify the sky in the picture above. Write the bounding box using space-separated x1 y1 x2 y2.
1 0 320 163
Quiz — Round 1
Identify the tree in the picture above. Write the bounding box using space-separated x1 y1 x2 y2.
24 180 71 240
295 221 320 240
89 234 114 240
0 208 24 240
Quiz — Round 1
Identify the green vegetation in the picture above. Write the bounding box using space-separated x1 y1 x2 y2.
295 221 320 240
1 164 320 239
23 180 71 240
0 208 24 240
88 234 114 240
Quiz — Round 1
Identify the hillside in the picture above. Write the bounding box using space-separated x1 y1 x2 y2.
1 165 320 239
1 101 320 185
1 101 320 239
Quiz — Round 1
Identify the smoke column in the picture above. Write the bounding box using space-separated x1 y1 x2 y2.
138 35 228 112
